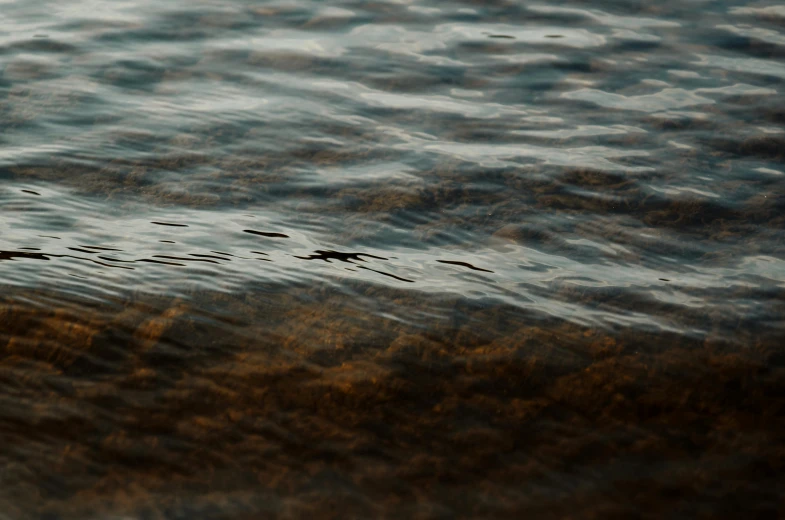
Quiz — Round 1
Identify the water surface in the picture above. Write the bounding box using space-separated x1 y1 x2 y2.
1 0 784 518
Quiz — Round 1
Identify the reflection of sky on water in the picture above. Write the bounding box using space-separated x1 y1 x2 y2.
2 185 784 338
1 0 784 342
2 0 785 516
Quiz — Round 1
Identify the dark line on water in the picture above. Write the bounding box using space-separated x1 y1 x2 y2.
153 255 220 264
357 265 415 283
97 256 134 263
295 250 388 263
81 245 123 252
437 260 494 273
0 249 140 271
138 258 186 266
243 229 289 238
0 250 50 261
60 254 135 270
190 253 232 261
151 221 189 227
21 189 41 196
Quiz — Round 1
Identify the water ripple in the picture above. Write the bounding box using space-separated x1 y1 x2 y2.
3 0 785 517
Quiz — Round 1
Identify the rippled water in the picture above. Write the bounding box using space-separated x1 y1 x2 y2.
2 1 785 518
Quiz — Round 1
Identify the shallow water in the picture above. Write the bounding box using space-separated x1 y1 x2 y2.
1 0 784 518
